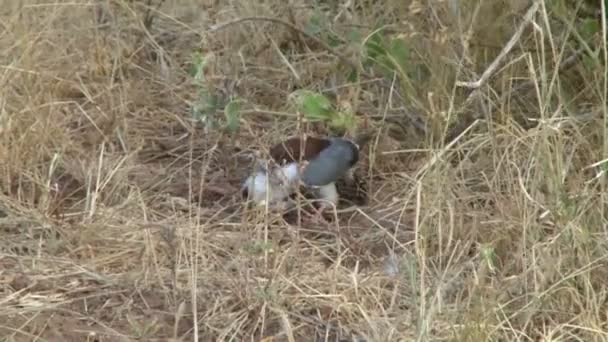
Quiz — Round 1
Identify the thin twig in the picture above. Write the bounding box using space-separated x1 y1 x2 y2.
508 47 584 95
209 16 366 78
209 15 428 135
455 1 540 89
143 0 167 30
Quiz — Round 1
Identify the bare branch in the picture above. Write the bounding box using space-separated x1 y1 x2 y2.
455 1 540 89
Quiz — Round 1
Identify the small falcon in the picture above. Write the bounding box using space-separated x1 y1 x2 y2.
241 133 370 221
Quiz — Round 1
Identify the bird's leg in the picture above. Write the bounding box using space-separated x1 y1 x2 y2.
343 167 356 186
308 183 339 224
309 201 331 224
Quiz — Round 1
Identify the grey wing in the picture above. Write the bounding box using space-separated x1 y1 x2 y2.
302 144 354 186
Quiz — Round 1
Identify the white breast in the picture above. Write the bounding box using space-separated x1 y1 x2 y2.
243 162 301 205
316 182 339 205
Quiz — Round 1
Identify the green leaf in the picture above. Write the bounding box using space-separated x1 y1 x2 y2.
304 12 325 36
347 68 359 82
581 53 598 72
600 160 608 173
245 240 274 255
363 31 392 73
303 11 343 48
290 90 335 121
195 90 218 117
388 37 410 75
580 18 600 43
364 31 388 60
327 33 342 48
224 99 241 132
363 30 410 78
346 28 362 44
191 87 221 131
329 111 357 131
190 52 209 81
480 245 497 272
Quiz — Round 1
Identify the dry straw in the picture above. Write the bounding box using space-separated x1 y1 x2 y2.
1 0 607 341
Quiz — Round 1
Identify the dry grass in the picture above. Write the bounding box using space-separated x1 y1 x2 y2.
1 0 607 341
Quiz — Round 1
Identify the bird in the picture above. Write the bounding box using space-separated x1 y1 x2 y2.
241 132 371 221
301 137 361 186
299 137 362 222
268 135 332 166
241 135 330 208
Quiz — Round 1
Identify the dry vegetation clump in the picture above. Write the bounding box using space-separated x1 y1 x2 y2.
1 0 608 341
